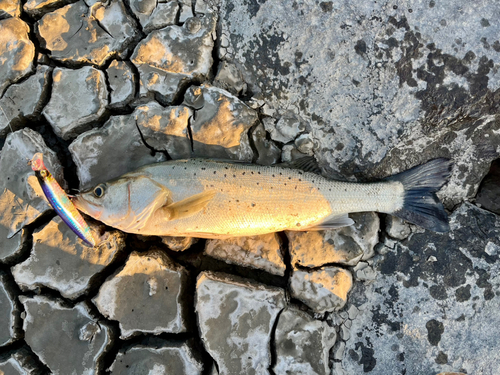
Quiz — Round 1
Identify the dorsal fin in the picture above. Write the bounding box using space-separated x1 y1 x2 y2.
276 156 321 174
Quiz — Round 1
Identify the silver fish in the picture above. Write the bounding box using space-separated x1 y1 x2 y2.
72 157 451 239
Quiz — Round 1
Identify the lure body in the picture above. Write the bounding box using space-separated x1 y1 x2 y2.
31 153 96 246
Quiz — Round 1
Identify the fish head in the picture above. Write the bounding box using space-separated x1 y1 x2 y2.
72 175 171 232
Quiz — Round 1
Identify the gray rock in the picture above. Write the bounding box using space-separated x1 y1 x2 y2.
43 67 108 140
0 273 21 347
385 215 412 240
0 65 52 137
295 133 315 155
265 112 306 144
273 307 336 375
161 236 198 252
184 85 258 161
475 159 500 215
93 249 188 339
251 123 281 166
281 144 309 163
36 0 139 66
0 129 64 263
12 216 126 299
287 212 379 268
107 60 136 109
0 347 47 375
205 233 285 276
69 112 165 190
20 295 112 374
135 101 193 159
23 0 71 18
290 267 353 313
213 60 247 96
178 0 193 22
218 0 500 207
129 0 179 33
110 339 203 375
353 261 377 283
0 0 21 17
131 13 216 104
341 203 500 374
196 271 286 375
0 18 34 96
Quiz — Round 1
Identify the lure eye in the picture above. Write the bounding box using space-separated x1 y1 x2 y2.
93 184 106 198
40 170 47 178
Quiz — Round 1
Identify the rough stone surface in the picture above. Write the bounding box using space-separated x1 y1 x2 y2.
287 212 380 268
290 267 353 313
341 203 500 374
0 347 45 375
93 249 188 339
196 271 286 375
184 85 258 161
205 233 285 276
273 307 336 375
0 0 20 18
131 12 216 104
219 0 500 207
265 112 306 145
135 101 193 159
0 129 64 263
161 236 198 252
128 0 179 33
0 66 52 137
43 67 108 140
251 122 281 166
69 112 165 189
20 295 112 374
385 215 413 240
106 60 136 109
213 60 247 96
12 216 126 299
23 0 70 18
0 272 21 347
475 158 500 215
110 339 203 375
0 18 34 96
36 0 139 66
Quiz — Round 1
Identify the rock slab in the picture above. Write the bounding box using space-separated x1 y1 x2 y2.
93 249 188 338
205 233 285 276
273 307 336 375
0 273 21 347
341 203 500 374
69 111 165 189
43 67 108 140
196 271 286 375
0 18 34 96
287 212 380 268
184 85 258 161
110 339 203 375
20 295 112 374
290 267 353 313
36 0 139 66
12 216 126 299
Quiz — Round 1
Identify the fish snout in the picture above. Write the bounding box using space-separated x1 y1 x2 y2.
71 195 102 219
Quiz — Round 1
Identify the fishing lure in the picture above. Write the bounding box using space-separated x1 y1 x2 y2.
30 153 96 247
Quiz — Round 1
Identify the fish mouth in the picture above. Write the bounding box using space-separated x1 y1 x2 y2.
71 196 102 220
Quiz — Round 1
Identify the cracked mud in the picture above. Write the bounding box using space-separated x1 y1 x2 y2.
1 0 500 374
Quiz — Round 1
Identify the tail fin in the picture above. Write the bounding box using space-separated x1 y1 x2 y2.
387 158 452 233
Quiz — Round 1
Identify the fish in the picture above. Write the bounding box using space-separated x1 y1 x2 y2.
30 153 96 247
72 157 452 239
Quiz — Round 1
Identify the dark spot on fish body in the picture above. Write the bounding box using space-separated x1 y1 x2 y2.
251 203 256 207
213 171 216 174
224 174 227 177
202 167 206 170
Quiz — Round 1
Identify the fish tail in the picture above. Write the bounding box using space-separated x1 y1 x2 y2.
387 158 452 233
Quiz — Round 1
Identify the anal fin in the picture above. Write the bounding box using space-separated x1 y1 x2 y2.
163 190 217 221
300 213 354 231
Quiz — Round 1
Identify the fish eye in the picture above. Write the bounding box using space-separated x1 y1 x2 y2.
93 184 106 198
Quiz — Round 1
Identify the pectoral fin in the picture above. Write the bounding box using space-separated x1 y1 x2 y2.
160 190 216 221
300 214 354 231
